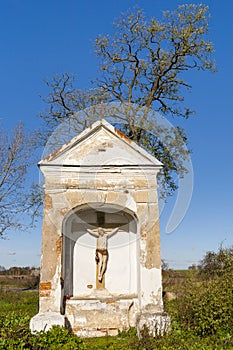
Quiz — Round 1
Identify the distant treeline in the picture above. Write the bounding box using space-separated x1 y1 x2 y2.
0 266 40 276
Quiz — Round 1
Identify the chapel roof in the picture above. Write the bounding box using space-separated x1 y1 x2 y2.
39 119 163 167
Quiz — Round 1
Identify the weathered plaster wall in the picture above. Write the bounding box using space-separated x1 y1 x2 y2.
65 297 140 337
39 167 162 315
31 121 167 336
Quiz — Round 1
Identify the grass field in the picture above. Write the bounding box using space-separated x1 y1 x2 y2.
0 271 232 349
0 289 38 317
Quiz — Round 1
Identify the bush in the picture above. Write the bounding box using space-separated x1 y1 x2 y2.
0 313 31 349
31 326 86 350
199 244 233 277
176 269 233 336
0 313 86 350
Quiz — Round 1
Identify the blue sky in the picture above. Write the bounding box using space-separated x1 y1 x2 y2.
0 0 232 269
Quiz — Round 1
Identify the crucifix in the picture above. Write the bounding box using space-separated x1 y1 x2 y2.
87 227 119 284
86 211 119 289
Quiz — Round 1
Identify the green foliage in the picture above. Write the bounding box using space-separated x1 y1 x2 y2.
83 329 133 350
84 325 233 350
39 4 215 198
118 123 190 197
30 326 86 350
0 313 31 350
130 326 155 350
0 291 84 349
1 273 233 349
0 313 86 350
95 5 215 118
199 244 233 277
174 269 233 336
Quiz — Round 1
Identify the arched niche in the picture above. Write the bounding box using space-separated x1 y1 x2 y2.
62 203 139 298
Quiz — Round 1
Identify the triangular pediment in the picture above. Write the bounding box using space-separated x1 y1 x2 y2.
39 120 162 167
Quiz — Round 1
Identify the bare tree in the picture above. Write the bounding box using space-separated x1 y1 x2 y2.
0 123 37 237
95 5 215 124
39 5 215 196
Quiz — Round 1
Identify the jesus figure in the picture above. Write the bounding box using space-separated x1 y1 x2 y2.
87 227 119 282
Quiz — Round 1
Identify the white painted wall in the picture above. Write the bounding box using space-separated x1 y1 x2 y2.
73 230 138 296
73 233 96 296
71 207 138 297
105 230 137 294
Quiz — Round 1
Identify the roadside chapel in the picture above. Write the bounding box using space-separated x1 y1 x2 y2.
30 119 170 337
